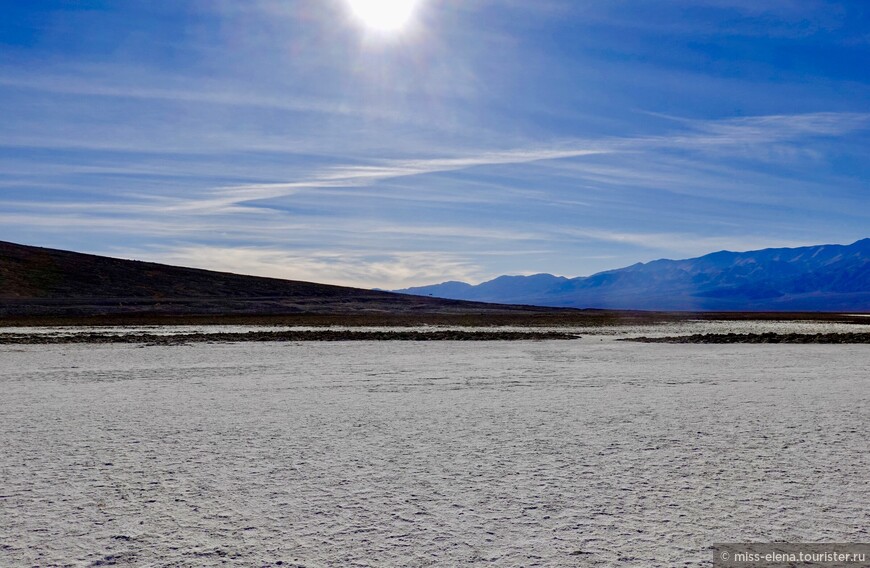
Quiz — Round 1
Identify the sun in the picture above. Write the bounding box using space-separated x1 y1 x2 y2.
346 0 420 33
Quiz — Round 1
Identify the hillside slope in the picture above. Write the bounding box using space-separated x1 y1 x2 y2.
0 241 555 317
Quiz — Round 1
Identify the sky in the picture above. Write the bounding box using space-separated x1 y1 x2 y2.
1 0 868 288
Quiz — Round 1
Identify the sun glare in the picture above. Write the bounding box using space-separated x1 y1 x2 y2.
347 0 420 33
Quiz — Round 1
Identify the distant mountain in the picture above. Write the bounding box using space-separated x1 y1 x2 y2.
395 239 870 311
0 241 565 318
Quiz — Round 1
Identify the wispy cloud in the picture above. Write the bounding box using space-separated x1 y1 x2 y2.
198 111 869 213
662 112 870 146
208 146 612 209
0 74 360 117
121 246 482 289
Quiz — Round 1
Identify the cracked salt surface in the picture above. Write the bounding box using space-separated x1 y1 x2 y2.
1 329 868 566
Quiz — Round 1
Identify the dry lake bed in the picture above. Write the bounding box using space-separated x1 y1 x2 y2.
1 321 868 567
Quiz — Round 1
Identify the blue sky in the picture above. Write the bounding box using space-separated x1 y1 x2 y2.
1 0 868 288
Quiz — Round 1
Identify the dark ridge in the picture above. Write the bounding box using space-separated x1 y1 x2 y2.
623 332 870 344
3 311 869 329
0 240 575 318
0 330 581 345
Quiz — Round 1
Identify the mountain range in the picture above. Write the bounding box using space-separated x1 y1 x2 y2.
395 239 870 311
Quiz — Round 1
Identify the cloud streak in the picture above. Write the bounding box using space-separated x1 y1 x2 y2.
120 246 483 289
198 111 870 213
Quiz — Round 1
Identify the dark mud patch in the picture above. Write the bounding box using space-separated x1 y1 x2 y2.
623 332 870 344
0 330 581 345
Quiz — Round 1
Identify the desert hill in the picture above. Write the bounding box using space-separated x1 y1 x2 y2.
0 241 557 318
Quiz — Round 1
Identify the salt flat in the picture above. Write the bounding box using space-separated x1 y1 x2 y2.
1 333 868 566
